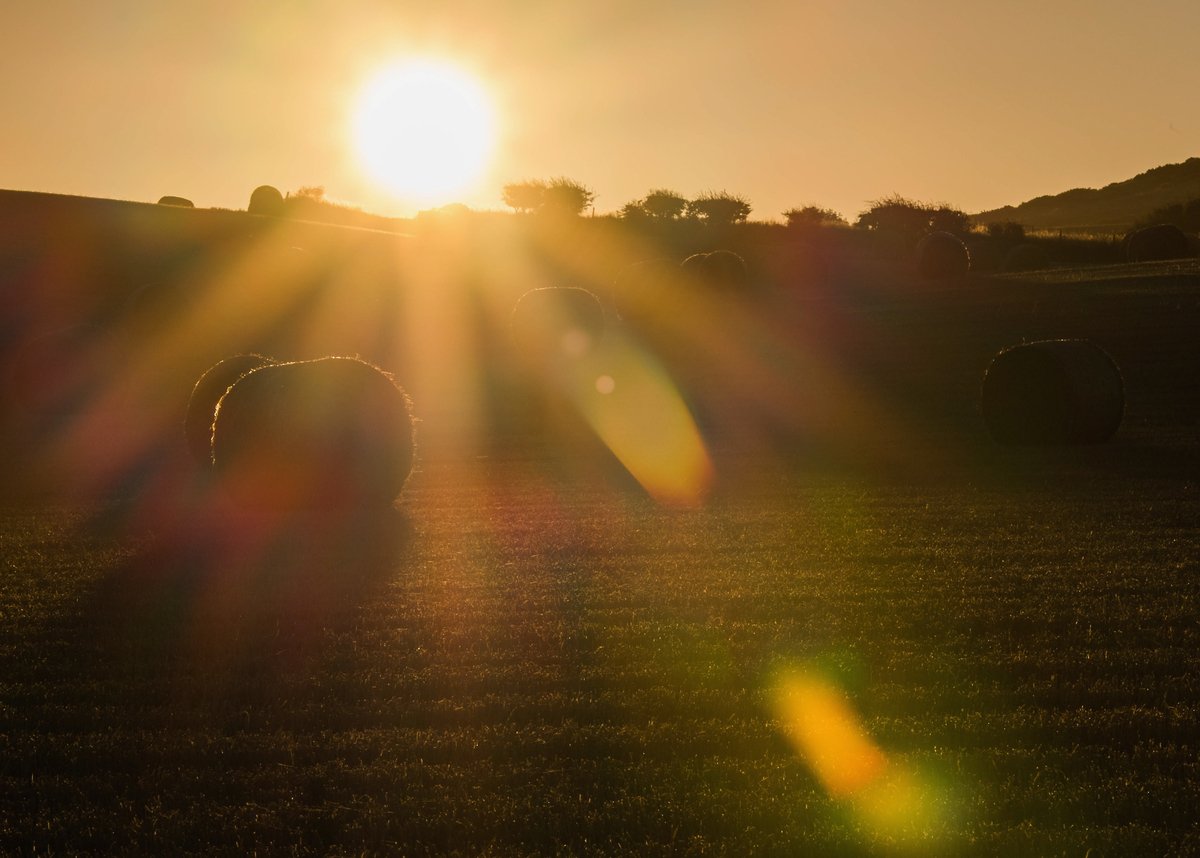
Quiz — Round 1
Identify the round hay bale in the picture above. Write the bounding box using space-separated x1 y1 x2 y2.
679 251 710 275
916 232 971 279
211 357 415 508
184 354 275 465
157 195 194 208
510 286 607 364
981 339 1124 445
1124 223 1192 263
248 185 285 217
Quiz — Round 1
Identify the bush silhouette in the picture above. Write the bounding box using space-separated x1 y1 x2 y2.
157 195 194 208
783 206 846 230
502 179 593 216
686 192 751 226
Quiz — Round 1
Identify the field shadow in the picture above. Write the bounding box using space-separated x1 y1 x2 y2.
969 432 1200 490
77 499 413 689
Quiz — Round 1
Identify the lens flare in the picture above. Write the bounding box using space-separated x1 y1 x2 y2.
508 284 713 506
772 667 887 797
568 332 713 507
769 664 956 849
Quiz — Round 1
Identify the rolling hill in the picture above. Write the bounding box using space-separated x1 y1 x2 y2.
974 157 1200 234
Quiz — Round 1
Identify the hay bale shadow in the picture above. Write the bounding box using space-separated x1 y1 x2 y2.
79 500 413 682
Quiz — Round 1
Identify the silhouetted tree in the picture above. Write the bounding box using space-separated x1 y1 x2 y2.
856 195 968 240
1136 198 1200 234
784 206 847 229
856 196 928 236
157 195 194 208
619 201 651 222
248 185 285 216
504 178 593 217
642 189 688 220
929 206 970 237
542 178 594 217
687 192 751 226
293 186 327 201
502 180 547 214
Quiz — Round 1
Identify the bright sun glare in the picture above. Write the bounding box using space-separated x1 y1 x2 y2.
351 59 496 205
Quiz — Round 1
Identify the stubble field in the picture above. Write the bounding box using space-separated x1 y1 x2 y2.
2 235 1199 854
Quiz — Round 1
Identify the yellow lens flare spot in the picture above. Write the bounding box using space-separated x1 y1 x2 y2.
561 327 592 358
508 285 712 507
769 665 956 848
771 668 887 797
569 333 713 508
351 58 496 204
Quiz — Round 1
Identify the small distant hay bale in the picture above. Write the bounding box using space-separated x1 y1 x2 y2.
1124 223 1192 263
211 357 415 508
916 232 971 279
157 195 194 208
981 339 1124 445
681 250 750 290
248 185 285 217
510 286 607 364
185 354 275 465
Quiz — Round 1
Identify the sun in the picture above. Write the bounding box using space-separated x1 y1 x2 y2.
351 59 496 205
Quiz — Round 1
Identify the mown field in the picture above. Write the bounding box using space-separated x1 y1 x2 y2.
2 438 1198 856
2 196 1199 854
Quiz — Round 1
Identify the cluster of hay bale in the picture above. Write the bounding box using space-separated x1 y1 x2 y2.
680 249 750 290
185 354 275 465
981 339 1124 445
915 232 971 279
188 355 414 509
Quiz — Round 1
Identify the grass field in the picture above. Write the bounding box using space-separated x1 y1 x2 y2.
2 204 1200 854
2 433 1198 855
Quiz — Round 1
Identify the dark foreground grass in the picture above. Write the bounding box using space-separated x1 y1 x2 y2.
1 439 1198 856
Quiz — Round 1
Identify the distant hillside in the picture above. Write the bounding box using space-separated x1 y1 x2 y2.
974 157 1200 234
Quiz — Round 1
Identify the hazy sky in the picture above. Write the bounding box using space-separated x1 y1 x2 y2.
3 0 1198 221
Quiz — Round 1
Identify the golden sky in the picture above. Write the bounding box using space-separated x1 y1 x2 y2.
3 0 1198 221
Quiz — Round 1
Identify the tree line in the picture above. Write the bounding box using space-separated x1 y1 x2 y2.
499 178 991 239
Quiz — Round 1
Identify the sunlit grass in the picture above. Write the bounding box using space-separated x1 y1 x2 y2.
2 455 1197 854
4 197 1199 853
